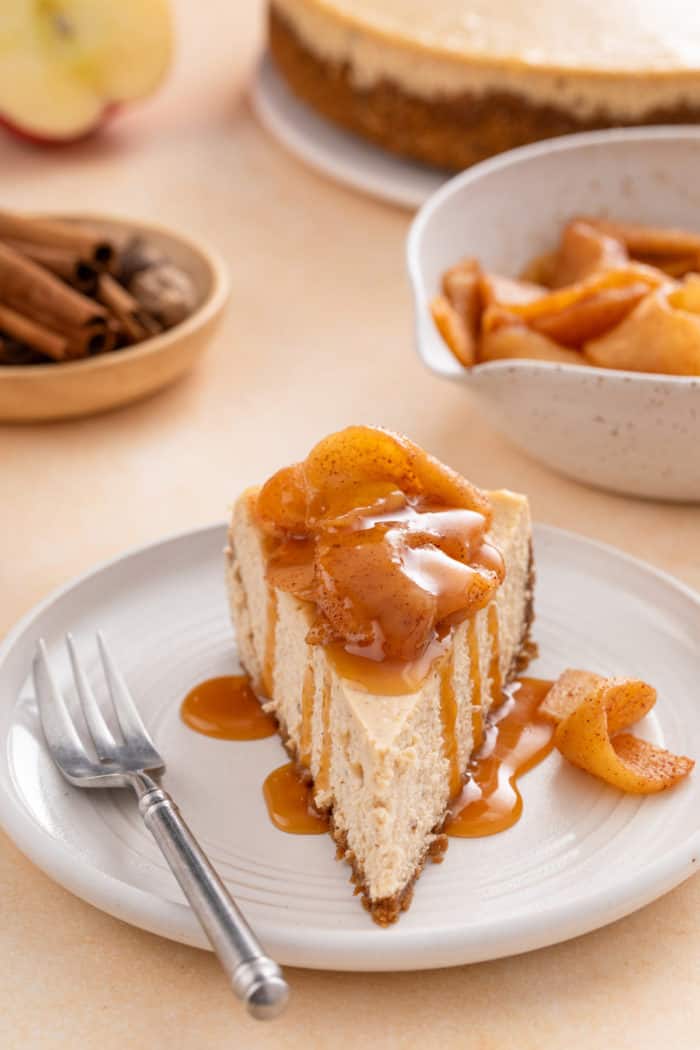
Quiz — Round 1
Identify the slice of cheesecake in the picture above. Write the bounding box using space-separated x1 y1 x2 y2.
226 427 534 924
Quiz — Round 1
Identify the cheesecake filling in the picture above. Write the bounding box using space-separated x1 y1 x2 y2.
226 427 534 919
255 425 504 692
273 0 700 120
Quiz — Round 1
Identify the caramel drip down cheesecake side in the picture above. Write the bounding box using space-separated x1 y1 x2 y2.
225 427 534 923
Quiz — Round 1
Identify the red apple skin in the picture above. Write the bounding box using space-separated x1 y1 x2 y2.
0 103 120 146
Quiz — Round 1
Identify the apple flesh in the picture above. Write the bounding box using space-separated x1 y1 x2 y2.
0 0 173 143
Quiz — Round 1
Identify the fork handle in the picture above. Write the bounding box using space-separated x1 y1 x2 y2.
132 774 288 1020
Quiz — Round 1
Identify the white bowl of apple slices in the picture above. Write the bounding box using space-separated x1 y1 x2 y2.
407 127 700 502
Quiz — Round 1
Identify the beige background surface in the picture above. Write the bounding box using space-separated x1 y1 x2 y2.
2 3 700 1048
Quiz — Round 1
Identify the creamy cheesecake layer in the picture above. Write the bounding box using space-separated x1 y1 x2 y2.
227 487 532 913
273 0 700 120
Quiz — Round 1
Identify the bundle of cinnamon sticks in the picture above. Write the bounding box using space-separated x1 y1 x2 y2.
0 210 196 366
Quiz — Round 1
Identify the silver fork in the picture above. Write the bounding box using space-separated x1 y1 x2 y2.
33 632 289 1021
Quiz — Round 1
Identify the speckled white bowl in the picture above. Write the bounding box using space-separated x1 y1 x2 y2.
407 127 700 502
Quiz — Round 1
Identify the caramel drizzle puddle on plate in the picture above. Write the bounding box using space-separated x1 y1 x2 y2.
446 677 555 838
180 675 277 740
262 762 328 835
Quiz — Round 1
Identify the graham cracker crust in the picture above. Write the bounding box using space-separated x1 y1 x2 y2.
331 813 449 927
269 6 700 170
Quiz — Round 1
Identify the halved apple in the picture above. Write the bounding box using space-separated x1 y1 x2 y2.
0 0 173 143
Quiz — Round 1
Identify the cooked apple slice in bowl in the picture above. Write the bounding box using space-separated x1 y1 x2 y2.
584 292 700 375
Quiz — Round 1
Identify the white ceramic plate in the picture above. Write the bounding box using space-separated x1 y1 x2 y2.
1 523 699 972
250 53 445 210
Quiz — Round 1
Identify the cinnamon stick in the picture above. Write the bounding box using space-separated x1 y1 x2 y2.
0 210 114 267
64 322 116 359
2 238 98 293
97 273 161 343
0 240 108 334
69 323 116 358
0 303 69 361
0 336 47 366
0 210 191 367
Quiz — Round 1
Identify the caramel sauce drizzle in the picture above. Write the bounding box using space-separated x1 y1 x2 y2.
440 606 501 807
439 647 461 799
326 632 451 696
262 762 328 835
487 604 502 707
299 658 315 768
259 677 555 840
180 675 277 740
315 668 333 795
180 673 555 840
467 618 484 751
264 501 502 679
446 678 555 838
262 586 278 697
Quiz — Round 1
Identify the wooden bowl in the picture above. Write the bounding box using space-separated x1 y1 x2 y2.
0 214 229 422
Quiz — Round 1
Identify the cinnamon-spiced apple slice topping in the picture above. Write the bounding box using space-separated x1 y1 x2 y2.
256 425 503 666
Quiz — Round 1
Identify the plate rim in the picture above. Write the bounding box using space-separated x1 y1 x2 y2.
1 520 699 971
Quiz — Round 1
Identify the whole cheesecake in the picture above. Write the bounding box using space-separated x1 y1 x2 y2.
269 0 700 169
226 426 534 923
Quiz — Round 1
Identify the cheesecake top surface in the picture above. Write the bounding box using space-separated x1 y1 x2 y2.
280 0 700 73
254 425 505 671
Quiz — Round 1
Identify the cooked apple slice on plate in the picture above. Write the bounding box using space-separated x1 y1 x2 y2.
0 0 173 142
542 670 694 794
